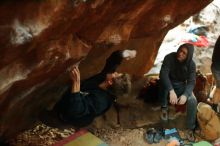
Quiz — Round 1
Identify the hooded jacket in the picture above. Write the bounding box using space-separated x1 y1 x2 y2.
212 35 220 70
159 44 196 98
55 50 123 127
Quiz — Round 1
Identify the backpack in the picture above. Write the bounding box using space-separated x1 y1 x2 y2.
197 102 220 141
194 71 210 103
138 77 160 103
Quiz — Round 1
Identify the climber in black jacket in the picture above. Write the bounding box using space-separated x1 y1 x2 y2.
54 49 136 127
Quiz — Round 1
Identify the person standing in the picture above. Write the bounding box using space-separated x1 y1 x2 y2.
211 36 220 113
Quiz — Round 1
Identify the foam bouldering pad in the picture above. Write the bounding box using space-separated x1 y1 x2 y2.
53 129 108 146
192 141 212 146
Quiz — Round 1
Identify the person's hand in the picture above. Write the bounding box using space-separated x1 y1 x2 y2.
169 90 178 105
178 95 187 105
122 50 137 60
70 66 80 93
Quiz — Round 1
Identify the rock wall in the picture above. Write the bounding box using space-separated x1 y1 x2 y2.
0 0 212 139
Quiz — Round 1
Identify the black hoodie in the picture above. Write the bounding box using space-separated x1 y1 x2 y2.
212 35 220 70
159 44 196 98
55 50 123 127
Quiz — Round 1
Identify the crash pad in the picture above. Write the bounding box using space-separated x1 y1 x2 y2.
53 129 108 146
192 141 212 146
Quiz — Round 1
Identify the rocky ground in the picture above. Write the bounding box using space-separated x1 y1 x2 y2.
8 123 75 146
8 104 208 146
8 123 166 146
8 1 220 146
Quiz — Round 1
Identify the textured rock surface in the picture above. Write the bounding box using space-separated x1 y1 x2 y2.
0 0 212 139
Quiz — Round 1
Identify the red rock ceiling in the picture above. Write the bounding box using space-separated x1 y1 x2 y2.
0 0 212 139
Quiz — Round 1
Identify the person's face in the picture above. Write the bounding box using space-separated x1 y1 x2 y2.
106 72 122 83
177 47 188 62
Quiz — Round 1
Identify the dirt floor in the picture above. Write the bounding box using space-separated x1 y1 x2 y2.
8 122 205 146
8 104 207 146
8 123 166 146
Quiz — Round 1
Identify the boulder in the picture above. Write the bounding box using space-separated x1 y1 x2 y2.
0 0 212 139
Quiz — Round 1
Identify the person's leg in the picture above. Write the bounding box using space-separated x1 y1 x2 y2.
159 82 169 108
185 94 197 141
159 81 169 120
186 94 197 130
